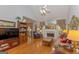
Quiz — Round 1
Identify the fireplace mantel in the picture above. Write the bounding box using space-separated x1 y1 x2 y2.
43 29 57 39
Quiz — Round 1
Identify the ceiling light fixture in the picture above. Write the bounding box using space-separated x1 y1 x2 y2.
40 5 50 16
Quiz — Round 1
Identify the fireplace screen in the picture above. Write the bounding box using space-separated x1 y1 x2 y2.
47 33 54 37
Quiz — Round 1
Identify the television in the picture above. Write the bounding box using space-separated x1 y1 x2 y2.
0 28 19 40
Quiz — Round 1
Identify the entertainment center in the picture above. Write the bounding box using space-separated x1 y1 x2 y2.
0 20 19 51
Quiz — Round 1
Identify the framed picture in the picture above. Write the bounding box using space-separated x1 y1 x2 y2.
0 20 15 28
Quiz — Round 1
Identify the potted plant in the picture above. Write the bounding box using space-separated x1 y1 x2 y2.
68 15 79 30
15 16 21 22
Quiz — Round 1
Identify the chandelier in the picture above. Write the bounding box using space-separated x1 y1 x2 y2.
40 5 50 16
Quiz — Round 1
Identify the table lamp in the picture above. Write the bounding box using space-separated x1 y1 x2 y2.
63 30 68 33
67 30 79 53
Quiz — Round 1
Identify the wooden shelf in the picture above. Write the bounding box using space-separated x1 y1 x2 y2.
17 19 33 44
18 21 28 44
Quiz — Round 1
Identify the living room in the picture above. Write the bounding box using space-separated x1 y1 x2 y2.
0 5 79 54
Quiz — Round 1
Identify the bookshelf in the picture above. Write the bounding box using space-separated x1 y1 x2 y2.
18 21 27 44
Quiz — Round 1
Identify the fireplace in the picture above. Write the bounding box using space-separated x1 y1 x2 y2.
47 33 54 37
43 29 56 39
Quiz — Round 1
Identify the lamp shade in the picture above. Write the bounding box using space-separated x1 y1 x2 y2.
67 30 79 41
63 30 68 33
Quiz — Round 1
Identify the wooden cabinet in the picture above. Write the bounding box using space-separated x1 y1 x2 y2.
19 33 27 44
0 38 19 51
18 21 28 44
17 17 34 44
0 28 19 51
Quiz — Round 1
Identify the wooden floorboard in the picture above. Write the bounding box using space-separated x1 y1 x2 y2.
5 39 52 54
5 39 72 54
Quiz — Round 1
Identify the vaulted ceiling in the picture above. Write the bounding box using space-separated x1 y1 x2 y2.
0 5 70 22
28 5 70 21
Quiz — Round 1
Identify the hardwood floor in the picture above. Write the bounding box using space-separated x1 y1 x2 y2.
5 38 72 54
5 39 52 54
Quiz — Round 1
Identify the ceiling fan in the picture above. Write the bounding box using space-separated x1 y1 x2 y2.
40 5 50 16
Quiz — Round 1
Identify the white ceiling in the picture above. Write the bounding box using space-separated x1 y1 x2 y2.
0 5 70 22
29 5 70 21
